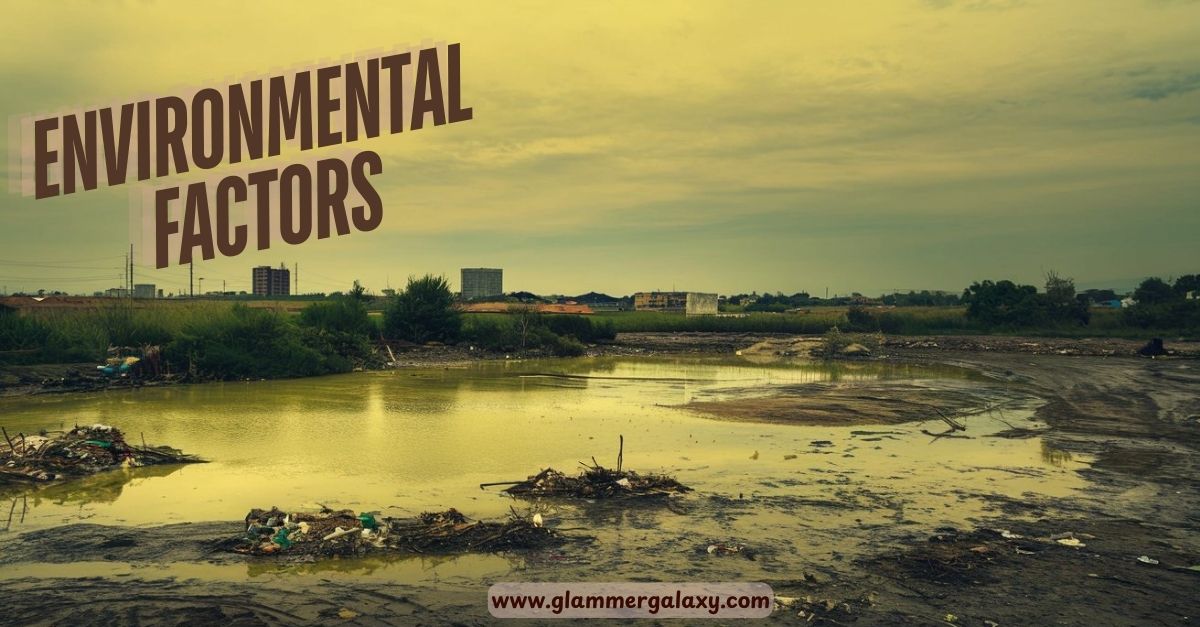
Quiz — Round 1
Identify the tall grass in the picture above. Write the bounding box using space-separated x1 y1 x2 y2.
0 302 370 377
593 307 1185 339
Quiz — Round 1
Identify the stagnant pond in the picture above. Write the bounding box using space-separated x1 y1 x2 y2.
0 356 1091 615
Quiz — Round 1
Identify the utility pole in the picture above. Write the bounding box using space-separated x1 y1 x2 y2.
189 262 194 298
294 262 298 295
129 244 134 306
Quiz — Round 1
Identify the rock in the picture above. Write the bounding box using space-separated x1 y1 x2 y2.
840 343 871 357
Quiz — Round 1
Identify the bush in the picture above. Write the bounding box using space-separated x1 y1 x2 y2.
165 305 338 379
299 296 374 337
1123 300 1200 331
462 316 521 352
544 315 616 343
547 333 586 357
845 306 877 332
384 275 461 343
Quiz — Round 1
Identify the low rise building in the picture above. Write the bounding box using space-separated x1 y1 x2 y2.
633 291 718 315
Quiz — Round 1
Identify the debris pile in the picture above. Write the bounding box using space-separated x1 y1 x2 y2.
0 424 203 485
231 506 563 557
500 464 692 500
485 435 691 500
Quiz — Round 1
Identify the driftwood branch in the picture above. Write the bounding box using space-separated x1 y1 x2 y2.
933 407 966 431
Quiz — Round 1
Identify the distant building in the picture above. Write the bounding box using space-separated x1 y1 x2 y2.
633 291 718 315
133 283 156 299
252 264 291 296
461 268 503 301
104 288 129 298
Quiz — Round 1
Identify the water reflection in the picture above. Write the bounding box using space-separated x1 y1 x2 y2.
1041 442 1075 468
0 354 1088 582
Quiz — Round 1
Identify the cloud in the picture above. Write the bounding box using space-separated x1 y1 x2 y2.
1130 71 1200 100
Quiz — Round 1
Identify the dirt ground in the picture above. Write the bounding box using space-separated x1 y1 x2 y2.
1 334 1198 625
801 344 1200 626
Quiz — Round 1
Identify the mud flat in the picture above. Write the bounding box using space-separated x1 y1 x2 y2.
681 380 1030 427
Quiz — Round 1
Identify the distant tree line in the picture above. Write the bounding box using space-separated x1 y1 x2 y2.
1124 275 1199 330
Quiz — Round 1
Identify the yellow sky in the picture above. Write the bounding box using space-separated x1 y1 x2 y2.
2 1 1198 296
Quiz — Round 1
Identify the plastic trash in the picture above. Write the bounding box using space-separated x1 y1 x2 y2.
1056 537 1085 548
322 526 357 541
272 527 292 548
358 513 378 530
1137 555 1159 565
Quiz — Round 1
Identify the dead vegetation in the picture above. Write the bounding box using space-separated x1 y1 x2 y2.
0 424 203 485
483 436 692 500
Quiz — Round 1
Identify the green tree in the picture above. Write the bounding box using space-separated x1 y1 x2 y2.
961 280 1042 326
384 274 461 343
1133 277 1175 305
1043 271 1089 325
1173 274 1200 298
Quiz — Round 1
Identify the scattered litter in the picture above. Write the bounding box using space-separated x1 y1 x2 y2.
1056 537 1086 548
0 424 203 485
230 506 564 557
774 595 799 609
1137 555 1159 565
336 608 359 620
998 529 1023 539
703 541 755 560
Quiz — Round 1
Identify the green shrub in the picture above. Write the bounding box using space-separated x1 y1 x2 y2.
299 296 374 337
384 275 461 343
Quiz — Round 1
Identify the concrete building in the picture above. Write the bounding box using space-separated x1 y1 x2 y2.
633 291 719 315
104 287 129 298
252 264 291 297
133 283 156 299
461 268 503 301
685 292 719 315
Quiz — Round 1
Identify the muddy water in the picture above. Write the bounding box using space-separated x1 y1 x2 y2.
0 356 1091 616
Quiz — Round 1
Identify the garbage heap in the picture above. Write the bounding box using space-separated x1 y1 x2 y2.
504 464 692 499
0 424 204 484
233 507 563 557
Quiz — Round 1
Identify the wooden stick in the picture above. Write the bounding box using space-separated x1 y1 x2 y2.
141 432 148 452
617 434 624 472
933 407 966 431
479 480 525 490
1 427 14 454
